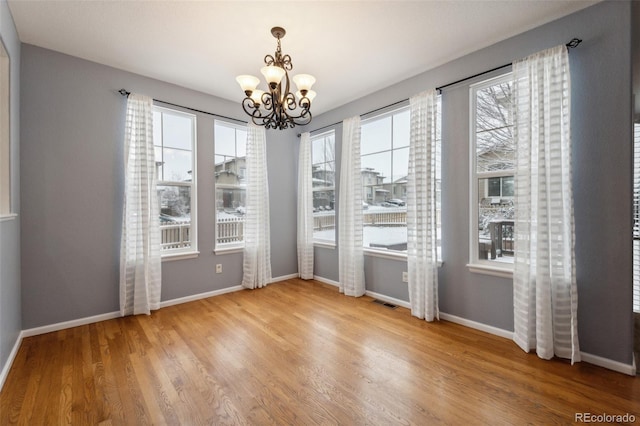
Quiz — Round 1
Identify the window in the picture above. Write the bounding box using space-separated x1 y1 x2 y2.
153 107 197 256
471 74 514 267
0 37 11 219
311 131 336 244
214 120 247 250
359 105 441 255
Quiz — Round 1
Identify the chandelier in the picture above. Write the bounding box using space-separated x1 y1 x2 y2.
236 27 316 130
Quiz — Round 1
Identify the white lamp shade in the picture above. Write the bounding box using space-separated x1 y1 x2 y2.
261 65 286 85
296 90 316 103
250 90 265 105
236 75 260 93
293 74 316 92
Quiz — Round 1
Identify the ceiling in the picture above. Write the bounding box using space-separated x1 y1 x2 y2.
8 0 600 116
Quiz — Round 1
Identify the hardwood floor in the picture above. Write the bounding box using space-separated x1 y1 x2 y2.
1 279 638 425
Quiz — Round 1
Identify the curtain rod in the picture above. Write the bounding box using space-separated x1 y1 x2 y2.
118 89 247 125
299 38 582 137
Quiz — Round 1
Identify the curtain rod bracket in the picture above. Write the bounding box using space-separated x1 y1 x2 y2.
118 89 130 97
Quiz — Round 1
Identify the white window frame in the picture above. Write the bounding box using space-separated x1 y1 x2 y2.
0 36 14 222
311 130 336 247
358 101 442 261
468 73 514 278
214 119 247 254
154 106 198 260
361 106 409 257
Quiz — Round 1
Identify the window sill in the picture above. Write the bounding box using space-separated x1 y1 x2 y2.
162 251 200 262
0 213 18 222
313 240 336 249
364 248 407 261
214 246 244 255
467 263 513 279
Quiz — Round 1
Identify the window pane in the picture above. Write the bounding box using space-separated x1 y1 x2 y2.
215 122 248 247
162 113 193 150
361 116 392 155
312 163 332 188
215 125 237 157
158 185 192 219
393 110 410 148
158 185 192 251
312 137 325 164
153 110 162 147
325 134 335 163
476 128 515 172
236 131 247 157
392 146 409 183
312 132 336 243
477 177 514 263
362 151 392 188
476 82 513 132
162 147 192 182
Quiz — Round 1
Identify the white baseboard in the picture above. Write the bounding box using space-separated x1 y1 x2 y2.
365 290 411 310
271 273 299 283
21 311 122 338
160 285 244 308
580 351 636 376
313 275 339 287
0 331 24 392
439 312 514 340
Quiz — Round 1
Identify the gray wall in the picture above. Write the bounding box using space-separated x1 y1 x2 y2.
0 0 21 380
307 1 634 365
20 45 298 328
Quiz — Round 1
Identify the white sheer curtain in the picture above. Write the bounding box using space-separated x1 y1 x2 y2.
338 116 365 297
407 89 439 322
119 93 161 316
297 132 314 279
512 45 580 364
242 123 272 289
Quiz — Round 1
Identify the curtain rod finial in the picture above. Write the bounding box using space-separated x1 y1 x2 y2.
118 89 130 97
566 38 582 49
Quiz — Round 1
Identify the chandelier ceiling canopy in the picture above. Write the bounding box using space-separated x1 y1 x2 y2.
236 27 315 130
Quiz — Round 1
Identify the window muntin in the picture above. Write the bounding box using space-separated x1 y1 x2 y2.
360 105 440 256
471 74 514 266
214 121 247 249
153 107 197 256
311 131 336 244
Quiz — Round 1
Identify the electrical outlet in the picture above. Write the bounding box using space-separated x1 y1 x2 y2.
402 271 408 282
216 264 223 274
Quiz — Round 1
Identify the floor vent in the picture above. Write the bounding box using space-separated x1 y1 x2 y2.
372 299 398 310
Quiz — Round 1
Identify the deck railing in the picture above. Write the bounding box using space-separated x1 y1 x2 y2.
160 222 191 250
313 209 407 231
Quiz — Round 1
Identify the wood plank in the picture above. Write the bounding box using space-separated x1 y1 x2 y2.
1 279 638 424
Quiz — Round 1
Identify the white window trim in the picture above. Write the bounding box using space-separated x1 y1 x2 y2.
468 73 514 276
214 119 247 252
311 130 337 245
0 213 17 222
0 37 11 218
360 106 411 255
155 106 198 258
314 240 336 249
